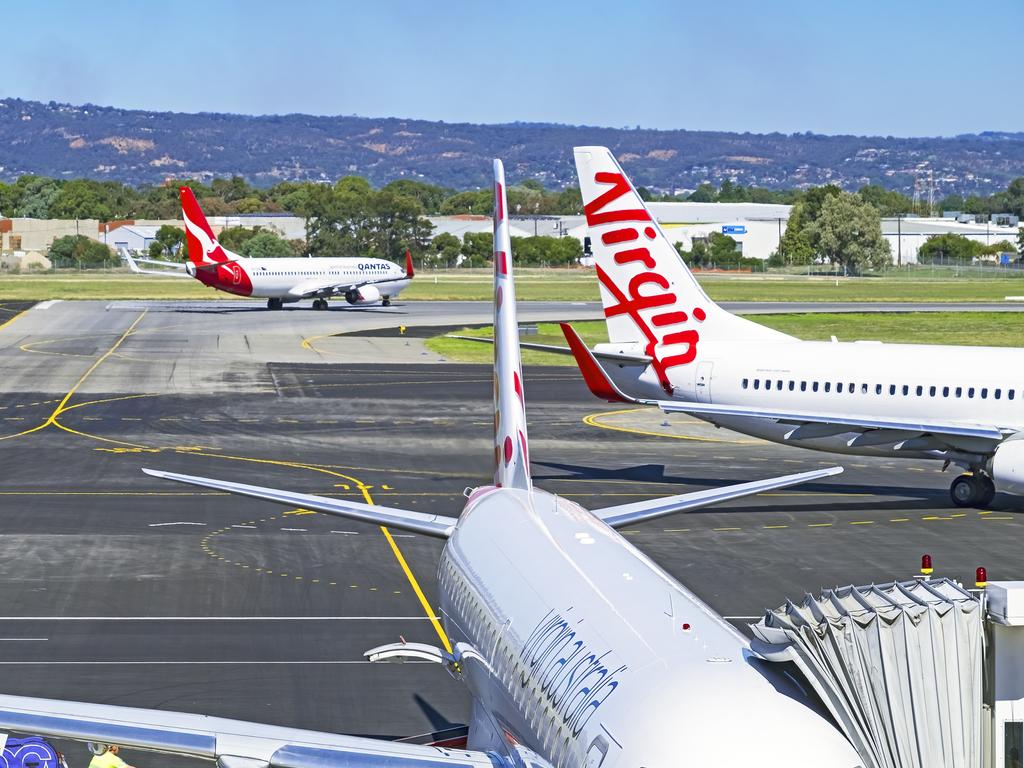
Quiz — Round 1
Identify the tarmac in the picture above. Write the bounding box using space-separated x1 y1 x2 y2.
0 298 1020 765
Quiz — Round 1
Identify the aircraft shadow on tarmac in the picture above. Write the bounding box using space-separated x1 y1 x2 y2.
144 305 410 315
529 460 1013 515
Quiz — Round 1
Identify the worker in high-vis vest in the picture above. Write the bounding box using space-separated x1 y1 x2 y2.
88 744 135 768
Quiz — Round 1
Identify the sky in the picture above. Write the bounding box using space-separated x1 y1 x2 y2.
2 0 1021 137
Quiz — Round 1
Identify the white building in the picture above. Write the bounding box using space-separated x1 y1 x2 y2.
883 216 1020 265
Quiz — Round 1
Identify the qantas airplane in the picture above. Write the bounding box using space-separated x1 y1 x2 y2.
0 161 861 768
123 187 414 310
559 145 1024 509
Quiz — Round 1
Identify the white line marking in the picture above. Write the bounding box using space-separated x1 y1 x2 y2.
0 638 47 641
232 525 257 529
391 534 415 538
0 616 438 621
32 300 62 310
280 528 307 532
330 531 360 535
148 522 207 527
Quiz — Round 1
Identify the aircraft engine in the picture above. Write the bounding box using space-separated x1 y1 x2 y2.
345 285 381 305
989 439 1024 495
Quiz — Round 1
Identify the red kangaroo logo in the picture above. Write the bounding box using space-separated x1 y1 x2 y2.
586 171 705 394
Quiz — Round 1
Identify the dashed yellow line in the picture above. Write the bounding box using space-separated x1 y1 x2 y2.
0 308 28 333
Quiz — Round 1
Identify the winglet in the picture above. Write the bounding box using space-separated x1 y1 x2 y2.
120 248 142 273
405 250 415 279
560 323 637 404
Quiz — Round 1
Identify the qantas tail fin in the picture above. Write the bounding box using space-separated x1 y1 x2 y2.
180 187 239 267
492 160 531 491
573 147 791 392
405 250 415 279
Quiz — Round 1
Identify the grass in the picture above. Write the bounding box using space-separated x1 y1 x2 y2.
4 268 1024 302
426 312 1024 365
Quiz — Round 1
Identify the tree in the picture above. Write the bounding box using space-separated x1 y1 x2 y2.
48 235 113 267
917 233 984 264
150 225 186 260
806 192 891 274
428 232 461 267
16 176 60 218
461 232 493 267
242 230 293 258
857 184 915 216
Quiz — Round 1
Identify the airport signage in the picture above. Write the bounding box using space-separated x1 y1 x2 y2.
722 225 747 235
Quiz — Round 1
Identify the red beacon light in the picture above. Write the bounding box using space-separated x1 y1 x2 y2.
920 554 933 576
976 567 987 589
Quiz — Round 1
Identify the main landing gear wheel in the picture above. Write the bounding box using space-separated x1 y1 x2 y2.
313 298 328 311
950 473 996 508
381 298 391 307
267 298 283 311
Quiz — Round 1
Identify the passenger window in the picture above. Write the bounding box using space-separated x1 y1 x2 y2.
824 382 831 393
996 389 1002 400
800 381 807 392
969 387 975 398
902 385 909 396
848 383 854 394
982 388 989 399
861 383 868 394
742 378 749 389
812 382 819 392
788 381 795 391
929 386 936 397
889 384 896 395
956 387 963 397
943 386 949 397
1011 390 1016 401
875 384 882 395
765 380 772 391
754 380 760 390
916 386 923 396
777 379 783 390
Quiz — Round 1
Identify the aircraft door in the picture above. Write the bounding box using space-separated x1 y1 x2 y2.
584 735 610 768
695 361 713 403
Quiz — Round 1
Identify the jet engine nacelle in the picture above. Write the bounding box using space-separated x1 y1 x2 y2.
184 262 197 277
345 285 381 305
989 439 1024 495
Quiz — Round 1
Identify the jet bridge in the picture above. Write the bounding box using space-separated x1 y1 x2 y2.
751 578 985 768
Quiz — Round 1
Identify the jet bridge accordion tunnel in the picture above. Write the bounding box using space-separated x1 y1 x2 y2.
749 577 1024 768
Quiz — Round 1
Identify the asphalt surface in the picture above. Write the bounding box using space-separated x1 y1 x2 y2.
0 299 1021 766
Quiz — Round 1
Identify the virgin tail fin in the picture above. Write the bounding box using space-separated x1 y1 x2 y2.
492 160 531 491
572 147 791 392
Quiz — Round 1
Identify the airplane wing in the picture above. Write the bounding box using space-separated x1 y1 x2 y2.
0 692 510 768
142 468 458 538
591 466 844 528
289 252 415 299
561 323 1012 454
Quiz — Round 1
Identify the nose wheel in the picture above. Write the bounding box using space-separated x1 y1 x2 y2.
950 473 996 508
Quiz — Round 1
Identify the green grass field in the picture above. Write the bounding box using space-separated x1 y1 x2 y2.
426 312 1024 365
3 268 1024 302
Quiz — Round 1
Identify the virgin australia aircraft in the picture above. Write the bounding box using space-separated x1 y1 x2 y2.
123 187 413 310
0 161 860 768
560 145 1024 509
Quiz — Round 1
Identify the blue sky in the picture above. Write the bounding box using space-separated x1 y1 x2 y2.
3 0 1020 136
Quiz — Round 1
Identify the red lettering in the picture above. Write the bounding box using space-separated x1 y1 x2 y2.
652 311 688 326
602 228 638 245
614 247 655 269
661 330 700 367
584 172 651 227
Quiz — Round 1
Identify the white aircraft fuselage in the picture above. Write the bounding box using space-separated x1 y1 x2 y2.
439 485 861 766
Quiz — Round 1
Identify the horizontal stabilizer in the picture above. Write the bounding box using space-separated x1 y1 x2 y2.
592 466 844 528
120 250 192 279
446 334 651 365
142 468 457 538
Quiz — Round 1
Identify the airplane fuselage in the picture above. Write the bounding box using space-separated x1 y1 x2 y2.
193 256 410 301
437 486 860 767
606 338 1024 463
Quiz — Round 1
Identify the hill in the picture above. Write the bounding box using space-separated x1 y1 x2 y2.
1 98 1022 195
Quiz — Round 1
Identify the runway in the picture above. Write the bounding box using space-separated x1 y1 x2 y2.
0 298 1020 764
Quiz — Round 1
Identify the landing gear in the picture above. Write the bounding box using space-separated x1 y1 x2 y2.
313 298 329 311
267 298 283 311
950 472 996 508
381 298 391 307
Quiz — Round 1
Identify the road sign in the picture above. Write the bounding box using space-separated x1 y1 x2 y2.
722 225 747 235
